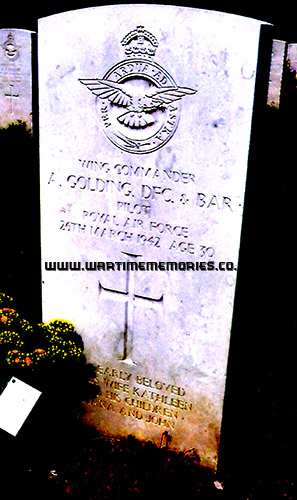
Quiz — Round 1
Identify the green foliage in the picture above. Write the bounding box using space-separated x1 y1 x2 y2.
0 331 24 349
0 119 32 136
0 294 97 402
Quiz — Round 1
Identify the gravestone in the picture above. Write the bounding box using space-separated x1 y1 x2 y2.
267 39 286 108
287 43 297 73
38 5 267 469
0 29 33 129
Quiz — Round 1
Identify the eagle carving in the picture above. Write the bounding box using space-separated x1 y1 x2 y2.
79 78 197 129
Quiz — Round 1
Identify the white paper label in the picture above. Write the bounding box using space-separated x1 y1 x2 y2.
0 377 42 436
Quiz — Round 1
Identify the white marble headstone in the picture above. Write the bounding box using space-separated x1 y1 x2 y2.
39 5 266 469
0 29 33 129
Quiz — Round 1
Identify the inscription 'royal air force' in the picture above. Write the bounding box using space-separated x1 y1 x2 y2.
79 26 197 154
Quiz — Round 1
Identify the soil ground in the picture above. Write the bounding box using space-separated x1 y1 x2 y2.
0 405 296 500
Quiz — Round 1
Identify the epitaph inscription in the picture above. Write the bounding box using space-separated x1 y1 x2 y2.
39 5 265 469
91 364 194 431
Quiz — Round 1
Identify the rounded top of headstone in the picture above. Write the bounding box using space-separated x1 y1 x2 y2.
0 28 35 33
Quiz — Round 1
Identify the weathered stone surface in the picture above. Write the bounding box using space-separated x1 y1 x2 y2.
287 43 297 73
0 29 33 129
267 39 286 108
39 5 265 469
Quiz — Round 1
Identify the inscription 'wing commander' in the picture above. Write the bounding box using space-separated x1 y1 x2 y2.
79 78 197 129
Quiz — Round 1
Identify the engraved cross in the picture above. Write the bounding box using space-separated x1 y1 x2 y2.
98 252 163 365
5 84 19 114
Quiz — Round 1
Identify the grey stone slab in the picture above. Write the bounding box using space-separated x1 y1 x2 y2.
287 43 297 72
39 5 266 469
0 29 33 129
267 39 286 108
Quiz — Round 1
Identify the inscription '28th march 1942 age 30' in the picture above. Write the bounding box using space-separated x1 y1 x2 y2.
79 25 197 154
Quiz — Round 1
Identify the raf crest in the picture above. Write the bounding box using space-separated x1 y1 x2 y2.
2 32 20 61
79 26 197 154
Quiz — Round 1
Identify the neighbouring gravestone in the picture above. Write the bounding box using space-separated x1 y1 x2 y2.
38 5 268 469
267 39 286 108
0 29 33 129
287 43 297 73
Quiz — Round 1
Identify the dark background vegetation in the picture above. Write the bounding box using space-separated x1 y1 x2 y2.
1 2 297 498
